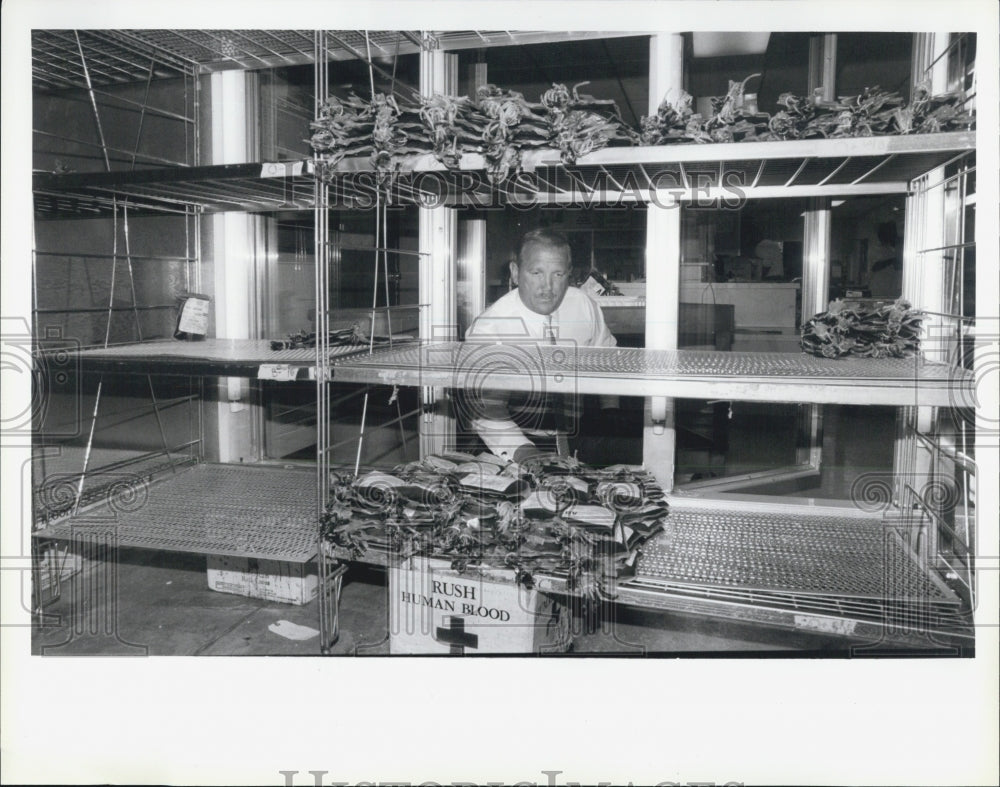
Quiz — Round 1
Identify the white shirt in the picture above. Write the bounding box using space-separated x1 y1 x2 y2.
465 286 618 457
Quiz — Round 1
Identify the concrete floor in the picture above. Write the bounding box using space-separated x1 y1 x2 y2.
32 547 872 657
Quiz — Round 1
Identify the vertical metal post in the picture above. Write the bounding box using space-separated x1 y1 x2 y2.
800 200 832 323
895 33 957 565
456 219 487 339
418 42 458 457
797 34 838 477
643 33 684 491
808 33 837 102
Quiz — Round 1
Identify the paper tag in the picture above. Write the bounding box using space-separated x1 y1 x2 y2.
563 504 616 529
455 462 501 476
522 490 558 512
793 615 858 636
459 473 518 493
425 455 458 471
440 451 478 463
357 471 407 488
258 363 296 381
260 161 304 178
562 476 590 495
176 295 210 335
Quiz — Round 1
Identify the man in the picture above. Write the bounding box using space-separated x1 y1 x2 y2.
465 228 621 463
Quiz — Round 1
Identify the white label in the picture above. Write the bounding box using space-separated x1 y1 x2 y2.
260 161 304 178
357 471 407 488
257 363 295 381
522 490 558 512
177 296 210 335
425 455 458 471
793 614 858 636
459 473 519 493
562 504 616 529
455 462 501 476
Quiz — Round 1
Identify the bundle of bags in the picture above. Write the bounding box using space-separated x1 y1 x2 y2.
321 451 668 595
640 77 974 145
310 82 637 183
800 298 923 359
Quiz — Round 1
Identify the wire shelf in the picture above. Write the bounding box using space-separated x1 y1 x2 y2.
331 342 973 407
32 463 318 562
34 161 317 218
32 30 645 91
637 506 955 602
53 338 372 378
34 134 974 215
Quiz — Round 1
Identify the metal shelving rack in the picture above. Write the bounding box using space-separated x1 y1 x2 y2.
313 32 978 651
30 29 980 652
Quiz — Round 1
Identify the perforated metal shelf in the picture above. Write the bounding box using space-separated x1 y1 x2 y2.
32 463 318 562
322 497 965 643
636 506 954 602
331 342 972 407
56 338 375 378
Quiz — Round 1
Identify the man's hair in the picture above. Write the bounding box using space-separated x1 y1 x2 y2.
518 227 571 266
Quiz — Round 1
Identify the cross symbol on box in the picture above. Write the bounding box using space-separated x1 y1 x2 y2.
435 615 479 655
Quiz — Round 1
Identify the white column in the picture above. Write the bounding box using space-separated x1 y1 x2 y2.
643 34 684 490
419 47 458 456
801 200 832 321
208 70 258 463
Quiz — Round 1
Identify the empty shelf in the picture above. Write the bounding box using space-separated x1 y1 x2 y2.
32 463 318 562
54 338 371 378
34 161 316 217
331 342 973 407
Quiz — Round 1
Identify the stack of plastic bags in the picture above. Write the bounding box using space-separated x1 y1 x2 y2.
321 451 668 596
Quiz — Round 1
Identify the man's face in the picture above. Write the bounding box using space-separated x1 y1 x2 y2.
511 242 571 316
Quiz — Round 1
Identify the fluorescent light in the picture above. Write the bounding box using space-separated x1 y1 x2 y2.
692 33 771 58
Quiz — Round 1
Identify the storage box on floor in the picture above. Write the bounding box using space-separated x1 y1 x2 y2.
389 557 571 654
207 556 318 605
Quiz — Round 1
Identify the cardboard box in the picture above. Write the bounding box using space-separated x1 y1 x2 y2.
389 557 571 655
207 555 318 605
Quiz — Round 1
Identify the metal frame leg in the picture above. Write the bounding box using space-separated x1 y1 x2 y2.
318 549 349 654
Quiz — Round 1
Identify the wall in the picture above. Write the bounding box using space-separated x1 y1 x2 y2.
33 77 192 173
34 78 199 460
